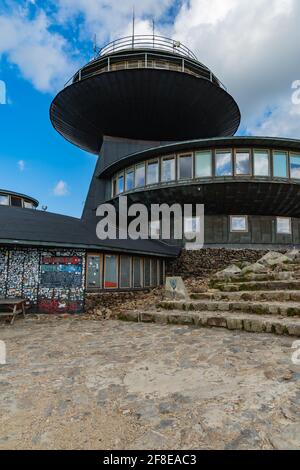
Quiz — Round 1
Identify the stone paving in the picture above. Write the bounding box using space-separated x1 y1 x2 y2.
1 316 300 450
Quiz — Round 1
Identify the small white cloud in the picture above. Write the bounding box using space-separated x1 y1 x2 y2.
53 180 69 196
18 160 25 171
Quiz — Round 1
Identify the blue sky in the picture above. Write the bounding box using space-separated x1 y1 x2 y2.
0 0 300 217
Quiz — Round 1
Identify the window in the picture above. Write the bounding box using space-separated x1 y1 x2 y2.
147 160 159 185
235 150 250 175
290 154 300 179
144 258 151 287
151 259 158 286
0 194 9 205
273 151 288 178
86 255 102 288
195 151 212 178
161 156 175 182
133 258 143 288
120 256 131 288
125 168 134 191
230 216 248 232
11 196 22 207
117 173 124 194
253 150 269 176
184 217 200 238
135 163 145 187
23 200 34 209
104 255 118 289
178 154 193 180
215 151 233 176
149 220 160 239
277 217 291 235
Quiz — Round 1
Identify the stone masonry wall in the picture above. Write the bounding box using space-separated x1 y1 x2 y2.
166 249 268 280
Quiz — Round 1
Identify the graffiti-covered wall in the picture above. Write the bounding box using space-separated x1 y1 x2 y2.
0 247 86 313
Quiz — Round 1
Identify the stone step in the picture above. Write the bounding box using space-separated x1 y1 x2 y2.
119 309 300 337
215 280 300 292
190 290 300 302
211 272 295 286
158 300 300 317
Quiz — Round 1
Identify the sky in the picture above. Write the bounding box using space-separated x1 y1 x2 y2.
0 0 300 217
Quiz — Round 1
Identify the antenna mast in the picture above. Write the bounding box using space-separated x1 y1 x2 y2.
132 6 135 49
153 18 155 47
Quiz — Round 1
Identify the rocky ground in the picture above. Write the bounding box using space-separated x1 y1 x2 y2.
1 317 300 450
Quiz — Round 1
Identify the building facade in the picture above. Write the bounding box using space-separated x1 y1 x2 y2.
1 35 300 312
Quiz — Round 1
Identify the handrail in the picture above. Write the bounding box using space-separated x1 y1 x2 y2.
64 50 227 91
97 35 198 60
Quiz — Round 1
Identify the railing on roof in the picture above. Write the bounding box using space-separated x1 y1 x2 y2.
97 35 198 60
63 36 227 91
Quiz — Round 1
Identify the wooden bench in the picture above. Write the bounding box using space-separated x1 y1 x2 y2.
0 298 26 325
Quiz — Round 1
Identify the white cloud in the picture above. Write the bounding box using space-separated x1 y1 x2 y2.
53 180 69 196
171 0 300 138
2 0 300 138
0 8 79 92
18 160 25 171
55 0 173 42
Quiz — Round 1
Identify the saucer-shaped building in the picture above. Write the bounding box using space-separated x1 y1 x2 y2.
51 35 300 248
1 34 300 312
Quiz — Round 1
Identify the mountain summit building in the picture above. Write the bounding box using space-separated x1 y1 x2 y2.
1 35 300 313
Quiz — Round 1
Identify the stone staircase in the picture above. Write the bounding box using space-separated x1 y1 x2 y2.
119 250 300 337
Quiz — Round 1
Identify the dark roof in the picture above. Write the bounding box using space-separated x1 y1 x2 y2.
99 136 300 177
0 189 39 207
50 69 240 154
0 205 180 258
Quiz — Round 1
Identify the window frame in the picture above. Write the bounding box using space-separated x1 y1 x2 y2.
125 167 135 192
144 258 151 288
161 155 176 182
0 194 10 206
234 149 251 177
133 257 144 288
116 171 125 195
135 162 146 188
177 152 194 180
119 255 132 289
276 217 292 235
289 152 300 180
86 253 103 289
194 150 213 178
230 215 249 233
253 149 270 177
272 150 289 179
215 149 233 177
146 159 159 186
103 254 119 289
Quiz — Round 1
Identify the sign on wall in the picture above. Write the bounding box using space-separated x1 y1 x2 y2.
40 256 83 288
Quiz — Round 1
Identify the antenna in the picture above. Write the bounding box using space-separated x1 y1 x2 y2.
93 34 97 58
132 6 135 48
152 18 155 47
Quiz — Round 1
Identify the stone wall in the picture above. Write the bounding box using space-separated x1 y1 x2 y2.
85 288 165 318
0 247 86 313
166 249 268 280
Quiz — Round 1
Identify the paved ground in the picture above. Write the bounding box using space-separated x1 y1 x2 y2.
1 316 300 450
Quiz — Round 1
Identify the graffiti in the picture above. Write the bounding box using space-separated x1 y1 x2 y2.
0 248 85 314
